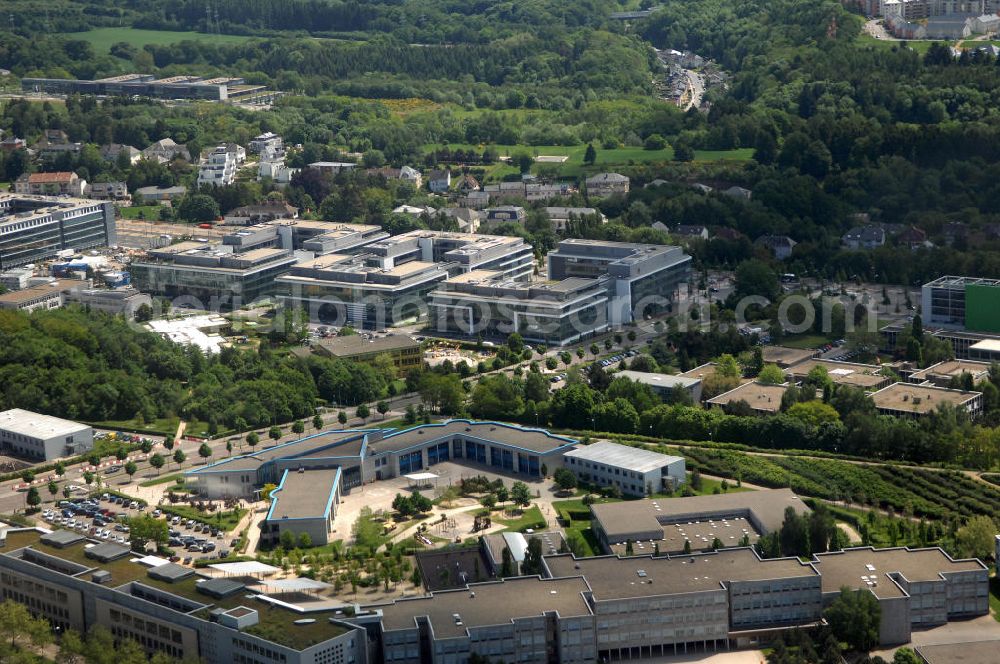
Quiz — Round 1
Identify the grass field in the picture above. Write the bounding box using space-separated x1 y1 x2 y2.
423 142 753 181
494 505 547 532
63 28 253 52
118 205 162 220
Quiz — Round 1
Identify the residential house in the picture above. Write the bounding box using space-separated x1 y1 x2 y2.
428 170 452 193
721 185 752 200
221 143 246 164
308 161 356 176
673 224 710 240
526 182 576 201
99 144 140 165
31 130 81 160
941 222 969 246
84 181 130 202
714 227 744 241
366 166 423 189
898 226 932 250
546 207 605 233
438 207 485 233
14 172 86 197
249 132 282 155
142 138 191 162
485 206 527 225
461 190 490 209
0 137 26 153
842 226 886 250
224 202 298 224
133 185 187 204
197 146 238 187
755 234 798 260
691 183 714 194
457 174 480 194
585 172 630 198
971 13 1000 34
925 14 974 39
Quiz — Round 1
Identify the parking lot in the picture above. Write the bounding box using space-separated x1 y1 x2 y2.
40 493 236 567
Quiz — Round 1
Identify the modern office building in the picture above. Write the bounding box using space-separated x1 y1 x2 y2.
0 528 367 664
313 334 423 374
547 239 691 325
812 547 989 645
130 242 298 309
0 409 93 460
188 420 580 500
427 270 610 345
562 441 685 496
613 369 703 402
544 549 823 656
907 359 991 387
20 74 270 103
706 381 788 415
63 286 152 319
588 488 809 554
0 279 81 313
0 194 116 269
222 220 387 256
922 276 1000 333
262 467 342 546
278 231 534 329
870 382 983 419
783 359 893 391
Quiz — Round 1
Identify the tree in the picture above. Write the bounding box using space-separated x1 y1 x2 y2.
47 480 58 497
140 439 153 454
198 443 212 464
149 453 165 475
246 431 259 449
500 546 514 577
584 143 597 165
292 420 305 434
522 538 544 575
734 259 779 301
338 411 348 428
124 461 138 481
480 493 496 511
173 449 186 468
0 599 51 652
269 426 282 442
553 468 578 492
757 364 786 385
298 532 313 548
26 487 40 508
824 587 881 653
377 401 390 420
54 461 65 477
893 648 922 664
356 403 370 423
280 530 296 550
128 514 168 551
177 194 219 222
313 413 324 430
21 470 34 484
954 515 996 559
787 401 840 426
510 481 532 507
672 138 694 162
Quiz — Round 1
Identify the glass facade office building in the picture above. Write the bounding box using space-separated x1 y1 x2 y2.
0 196 116 269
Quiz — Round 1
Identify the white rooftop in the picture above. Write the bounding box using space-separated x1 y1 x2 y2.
146 315 227 355
563 440 683 474
616 370 702 389
0 409 90 439
970 339 1000 353
208 561 280 576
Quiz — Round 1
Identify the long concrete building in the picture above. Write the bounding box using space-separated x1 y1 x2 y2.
0 194 116 270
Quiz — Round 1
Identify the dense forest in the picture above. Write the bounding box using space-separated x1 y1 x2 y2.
0 307 394 430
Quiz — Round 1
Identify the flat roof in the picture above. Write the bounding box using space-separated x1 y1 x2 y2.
910 359 991 381
0 409 90 439
706 382 787 413
917 640 1000 664
607 516 759 555
315 334 419 357
147 562 196 583
544 549 818 599
762 346 817 367
378 576 592 638
615 370 701 389
375 420 577 456
267 468 341 521
563 441 682 474
812 547 986 600
970 339 1000 353
0 280 82 305
870 382 981 414
785 359 890 389
188 430 365 474
591 488 808 542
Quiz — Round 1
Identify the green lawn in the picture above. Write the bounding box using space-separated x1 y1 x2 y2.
423 142 753 182
63 28 253 52
778 334 831 350
159 504 247 531
138 473 186 488
676 473 752 497
494 505 546 532
118 205 163 220
91 417 180 437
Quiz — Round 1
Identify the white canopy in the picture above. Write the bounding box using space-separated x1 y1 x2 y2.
264 578 332 592
404 472 438 481
208 561 280 576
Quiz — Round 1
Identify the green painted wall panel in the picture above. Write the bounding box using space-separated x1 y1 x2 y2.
964 284 1000 333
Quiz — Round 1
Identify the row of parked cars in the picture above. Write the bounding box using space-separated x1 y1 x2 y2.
600 349 639 368
43 498 130 544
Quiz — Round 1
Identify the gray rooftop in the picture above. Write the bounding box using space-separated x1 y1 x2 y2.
84 542 131 563
615 370 701 389
544 549 818 599
189 430 365 474
374 420 577 456
147 562 196 583
315 334 419 357
196 577 246 598
267 468 341 521
590 488 809 542
40 530 86 548
917 640 1000 664
378 576 592 638
563 441 682 474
